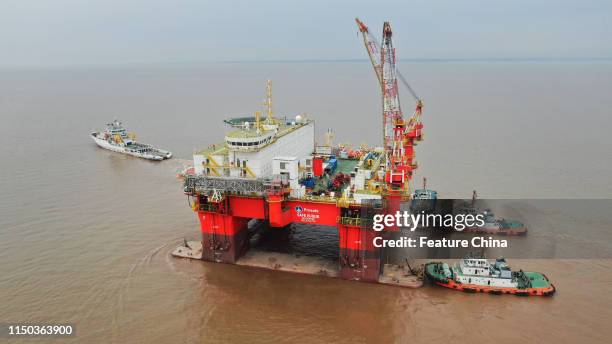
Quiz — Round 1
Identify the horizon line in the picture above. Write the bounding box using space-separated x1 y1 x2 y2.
1 57 611 69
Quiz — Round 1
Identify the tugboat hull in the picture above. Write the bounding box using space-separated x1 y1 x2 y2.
91 132 171 161
425 262 556 297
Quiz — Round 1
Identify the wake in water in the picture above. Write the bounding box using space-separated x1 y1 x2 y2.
110 236 190 333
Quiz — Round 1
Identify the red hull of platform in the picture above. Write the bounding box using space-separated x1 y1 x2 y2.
194 195 384 282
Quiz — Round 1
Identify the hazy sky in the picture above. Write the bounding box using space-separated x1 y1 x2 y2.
1 0 610 67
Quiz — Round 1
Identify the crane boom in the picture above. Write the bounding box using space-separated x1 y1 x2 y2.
355 18 424 194
355 18 382 84
356 18 420 102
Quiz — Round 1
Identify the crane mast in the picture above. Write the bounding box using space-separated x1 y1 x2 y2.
381 22 402 157
356 18 424 194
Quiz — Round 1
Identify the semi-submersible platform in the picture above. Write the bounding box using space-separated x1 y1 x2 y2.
176 19 426 286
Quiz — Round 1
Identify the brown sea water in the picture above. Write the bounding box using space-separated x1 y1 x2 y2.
1 61 612 343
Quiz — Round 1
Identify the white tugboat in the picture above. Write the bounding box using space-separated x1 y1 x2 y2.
91 119 172 161
425 255 555 296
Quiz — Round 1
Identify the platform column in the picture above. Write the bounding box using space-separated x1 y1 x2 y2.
197 211 249 263
338 224 381 282
267 194 284 227
383 193 404 231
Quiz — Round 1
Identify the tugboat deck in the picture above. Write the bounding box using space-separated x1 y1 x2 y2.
520 271 552 289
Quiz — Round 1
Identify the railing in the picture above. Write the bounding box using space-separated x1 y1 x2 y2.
381 187 412 200
338 217 372 227
183 175 268 195
200 163 258 178
289 194 337 203
199 203 220 212
336 198 355 208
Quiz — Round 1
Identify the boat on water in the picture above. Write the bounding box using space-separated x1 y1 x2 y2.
91 119 172 161
411 177 438 214
455 191 527 235
425 256 555 296
468 209 528 235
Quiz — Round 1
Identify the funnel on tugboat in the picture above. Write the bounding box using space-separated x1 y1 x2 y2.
425 255 555 296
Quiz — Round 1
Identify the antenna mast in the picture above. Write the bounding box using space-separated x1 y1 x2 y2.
265 79 274 124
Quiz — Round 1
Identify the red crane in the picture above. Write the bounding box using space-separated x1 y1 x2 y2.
356 18 423 194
